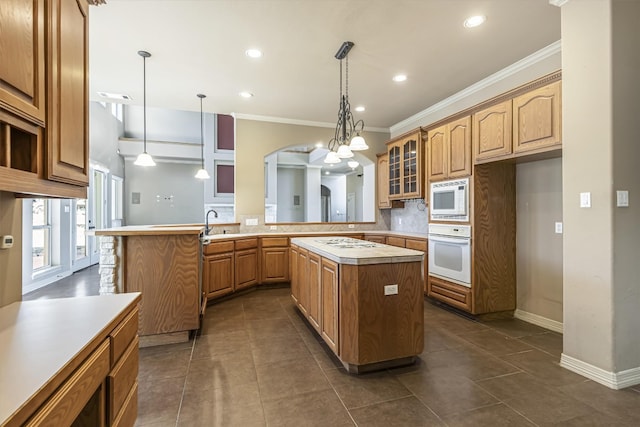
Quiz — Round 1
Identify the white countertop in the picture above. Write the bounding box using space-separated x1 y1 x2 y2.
0 293 140 425
202 229 429 242
291 237 424 265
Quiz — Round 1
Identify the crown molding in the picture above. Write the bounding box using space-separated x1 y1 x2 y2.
390 40 562 135
234 113 388 133
549 0 571 7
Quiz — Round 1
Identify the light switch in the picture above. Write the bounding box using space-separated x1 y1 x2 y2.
616 190 629 207
245 218 258 226
555 222 563 234
580 192 591 208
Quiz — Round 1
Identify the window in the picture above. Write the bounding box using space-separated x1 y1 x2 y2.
75 199 87 258
215 163 234 196
111 175 124 221
32 199 51 271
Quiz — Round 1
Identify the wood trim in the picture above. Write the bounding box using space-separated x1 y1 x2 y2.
421 70 562 134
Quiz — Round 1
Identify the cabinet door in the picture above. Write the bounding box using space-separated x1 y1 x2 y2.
235 249 258 290
377 153 391 208
261 247 289 283
473 100 512 163
320 258 339 354
387 144 401 199
0 0 46 125
401 136 421 198
204 253 234 299
290 245 299 304
46 0 89 186
296 248 309 316
447 115 472 178
307 252 322 332
428 124 447 182
513 81 561 154
386 236 405 248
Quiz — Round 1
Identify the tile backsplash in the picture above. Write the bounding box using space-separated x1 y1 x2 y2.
389 199 429 234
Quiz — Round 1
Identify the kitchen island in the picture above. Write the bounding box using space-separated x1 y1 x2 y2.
290 237 425 373
95 225 203 345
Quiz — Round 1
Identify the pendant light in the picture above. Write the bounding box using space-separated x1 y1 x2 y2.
194 94 210 179
134 50 156 166
324 41 368 164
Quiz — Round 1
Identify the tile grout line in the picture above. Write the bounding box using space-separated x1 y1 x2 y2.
173 331 198 427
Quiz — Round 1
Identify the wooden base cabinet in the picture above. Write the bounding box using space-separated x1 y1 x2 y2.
260 237 289 283
290 243 424 373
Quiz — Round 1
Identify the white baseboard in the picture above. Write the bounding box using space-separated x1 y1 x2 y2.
514 309 563 333
560 354 640 389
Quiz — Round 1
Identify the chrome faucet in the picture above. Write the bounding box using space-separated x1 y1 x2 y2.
205 209 218 235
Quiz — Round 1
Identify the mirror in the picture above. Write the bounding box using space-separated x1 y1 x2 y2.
264 145 376 223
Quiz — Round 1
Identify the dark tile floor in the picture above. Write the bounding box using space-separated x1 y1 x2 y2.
24 268 640 426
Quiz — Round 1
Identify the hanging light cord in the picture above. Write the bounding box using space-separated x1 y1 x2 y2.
200 96 205 169
142 54 147 153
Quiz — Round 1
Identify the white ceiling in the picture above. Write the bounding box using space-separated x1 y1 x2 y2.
89 0 560 130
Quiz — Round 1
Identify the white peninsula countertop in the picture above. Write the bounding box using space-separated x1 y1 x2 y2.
290 236 424 265
0 293 140 425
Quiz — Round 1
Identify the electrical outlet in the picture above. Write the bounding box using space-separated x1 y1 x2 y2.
245 218 258 226
384 284 398 295
555 222 563 234
270 225 277 230
348 224 355 229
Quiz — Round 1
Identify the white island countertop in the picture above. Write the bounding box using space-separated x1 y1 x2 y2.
291 237 424 265
0 293 140 425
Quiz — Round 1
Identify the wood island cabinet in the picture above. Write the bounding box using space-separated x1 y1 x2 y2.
320 257 339 353
0 0 89 197
387 129 425 200
427 115 472 183
296 247 309 316
290 244 299 305
307 252 322 332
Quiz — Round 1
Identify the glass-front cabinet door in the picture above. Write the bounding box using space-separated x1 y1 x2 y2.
403 138 418 197
388 144 401 198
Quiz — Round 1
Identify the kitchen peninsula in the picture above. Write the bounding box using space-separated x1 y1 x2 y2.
94 225 203 344
290 237 425 373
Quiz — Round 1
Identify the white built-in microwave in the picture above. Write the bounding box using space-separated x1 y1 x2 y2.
429 177 469 222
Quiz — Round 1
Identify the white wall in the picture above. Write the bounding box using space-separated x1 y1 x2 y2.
321 175 347 222
305 166 322 222
276 167 305 222
90 102 125 177
124 160 205 225
516 158 563 323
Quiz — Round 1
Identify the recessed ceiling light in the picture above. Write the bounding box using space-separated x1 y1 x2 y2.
355 106 365 112
464 15 486 28
239 91 254 98
325 171 330 175
392 74 407 83
245 49 262 58
315 142 323 148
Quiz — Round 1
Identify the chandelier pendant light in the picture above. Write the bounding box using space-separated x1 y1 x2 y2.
324 41 368 164
195 94 210 179
134 50 156 166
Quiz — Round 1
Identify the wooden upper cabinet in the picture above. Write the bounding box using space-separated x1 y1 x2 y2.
46 0 89 186
427 125 447 182
0 0 46 125
387 130 424 200
513 81 562 154
447 116 472 178
427 115 471 183
376 153 391 208
472 100 512 163
387 143 401 199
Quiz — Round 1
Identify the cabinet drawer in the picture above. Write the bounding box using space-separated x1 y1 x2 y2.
108 336 139 424
405 239 427 252
428 276 472 312
386 236 406 248
112 381 137 427
26 339 110 427
110 307 138 366
235 238 258 250
260 237 288 247
203 240 234 255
